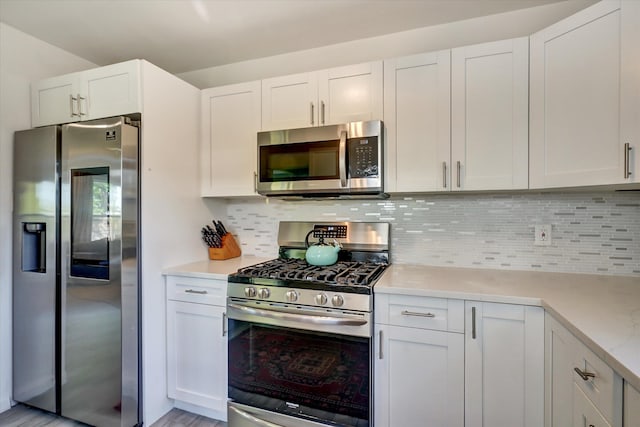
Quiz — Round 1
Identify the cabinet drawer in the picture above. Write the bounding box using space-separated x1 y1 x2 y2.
376 294 464 333
572 339 622 425
574 383 612 427
166 275 226 306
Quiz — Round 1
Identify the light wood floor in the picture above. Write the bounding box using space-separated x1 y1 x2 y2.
0 404 227 427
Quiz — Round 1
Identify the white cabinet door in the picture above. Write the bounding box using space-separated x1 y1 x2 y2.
82 60 140 120
451 37 529 191
261 72 318 130
201 81 261 197
574 383 613 427
624 382 640 427
317 62 383 126
261 61 383 131
384 51 451 192
545 312 578 427
31 60 141 127
374 324 464 427
166 300 227 414
530 0 640 187
31 73 80 127
465 302 544 427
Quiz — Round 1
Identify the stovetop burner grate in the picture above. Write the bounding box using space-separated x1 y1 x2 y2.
235 258 387 288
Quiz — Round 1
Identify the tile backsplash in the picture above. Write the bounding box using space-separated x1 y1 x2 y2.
224 191 640 277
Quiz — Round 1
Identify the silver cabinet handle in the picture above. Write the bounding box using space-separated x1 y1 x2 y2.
77 94 86 116
574 367 596 381
401 310 435 318
379 329 383 360
339 130 347 187
321 100 325 125
222 312 227 337
185 289 207 294
471 306 477 339
253 171 258 193
70 94 80 117
310 102 314 126
624 143 632 179
442 162 447 188
228 404 284 427
456 161 461 188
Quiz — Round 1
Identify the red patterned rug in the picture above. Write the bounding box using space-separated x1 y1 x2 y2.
228 325 369 420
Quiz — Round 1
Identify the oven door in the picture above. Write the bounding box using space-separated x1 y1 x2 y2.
227 299 372 427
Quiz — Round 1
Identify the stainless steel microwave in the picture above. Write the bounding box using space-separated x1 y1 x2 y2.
257 120 384 198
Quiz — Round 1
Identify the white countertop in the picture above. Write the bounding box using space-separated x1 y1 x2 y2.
162 256 271 281
375 264 640 391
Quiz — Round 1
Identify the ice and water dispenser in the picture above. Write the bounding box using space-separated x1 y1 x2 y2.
22 222 46 273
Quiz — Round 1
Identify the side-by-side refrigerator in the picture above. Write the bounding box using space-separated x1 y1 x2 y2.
13 116 141 426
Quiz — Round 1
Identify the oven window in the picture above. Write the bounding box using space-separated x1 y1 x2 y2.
260 140 340 182
228 319 370 426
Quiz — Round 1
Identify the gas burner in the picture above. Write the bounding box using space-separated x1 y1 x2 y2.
235 258 387 288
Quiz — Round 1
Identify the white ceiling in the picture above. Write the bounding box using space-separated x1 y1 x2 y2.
1 0 586 74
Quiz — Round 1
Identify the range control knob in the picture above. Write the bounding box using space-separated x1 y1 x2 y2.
257 288 270 299
331 294 344 307
244 287 257 298
285 290 298 302
315 293 328 305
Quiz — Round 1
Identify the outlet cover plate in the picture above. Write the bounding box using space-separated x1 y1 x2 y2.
534 224 552 246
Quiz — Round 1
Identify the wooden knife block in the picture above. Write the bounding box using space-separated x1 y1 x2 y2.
208 233 241 260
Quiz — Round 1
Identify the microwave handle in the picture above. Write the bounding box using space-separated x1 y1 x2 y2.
339 130 347 187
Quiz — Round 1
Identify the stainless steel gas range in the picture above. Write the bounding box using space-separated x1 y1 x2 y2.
226 221 390 427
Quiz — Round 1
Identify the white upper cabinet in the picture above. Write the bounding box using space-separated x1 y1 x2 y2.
261 61 383 131
261 72 318 130
530 0 640 188
31 60 141 127
384 51 451 193
384 38 528 194
451 37 529 191
201 81 261 197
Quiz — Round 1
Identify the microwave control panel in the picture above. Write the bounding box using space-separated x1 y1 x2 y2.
348 137 379 178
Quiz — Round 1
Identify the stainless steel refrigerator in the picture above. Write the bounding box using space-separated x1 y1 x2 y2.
13 116 140 426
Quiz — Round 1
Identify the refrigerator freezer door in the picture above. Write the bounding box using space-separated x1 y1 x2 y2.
60 117 139 427
13 126 59 413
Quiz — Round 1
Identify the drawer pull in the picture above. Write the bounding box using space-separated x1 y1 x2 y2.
185 289 208 295
401 310 435 318
574 367 596 381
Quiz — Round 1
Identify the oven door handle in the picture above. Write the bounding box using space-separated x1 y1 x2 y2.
227 303 368 326
229 404 285 427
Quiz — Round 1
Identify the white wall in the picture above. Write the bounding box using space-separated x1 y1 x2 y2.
0 23 97 412
138 61 214 425
178 0 596 88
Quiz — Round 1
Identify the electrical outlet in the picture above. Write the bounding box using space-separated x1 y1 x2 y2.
534 225 552 246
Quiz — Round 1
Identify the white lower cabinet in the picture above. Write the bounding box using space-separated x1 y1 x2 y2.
166 276 227 420
465 301 544 427
545 312 623 427
624 382 640 427
374 294 464 427
375 296 544 427
574 383 612 427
